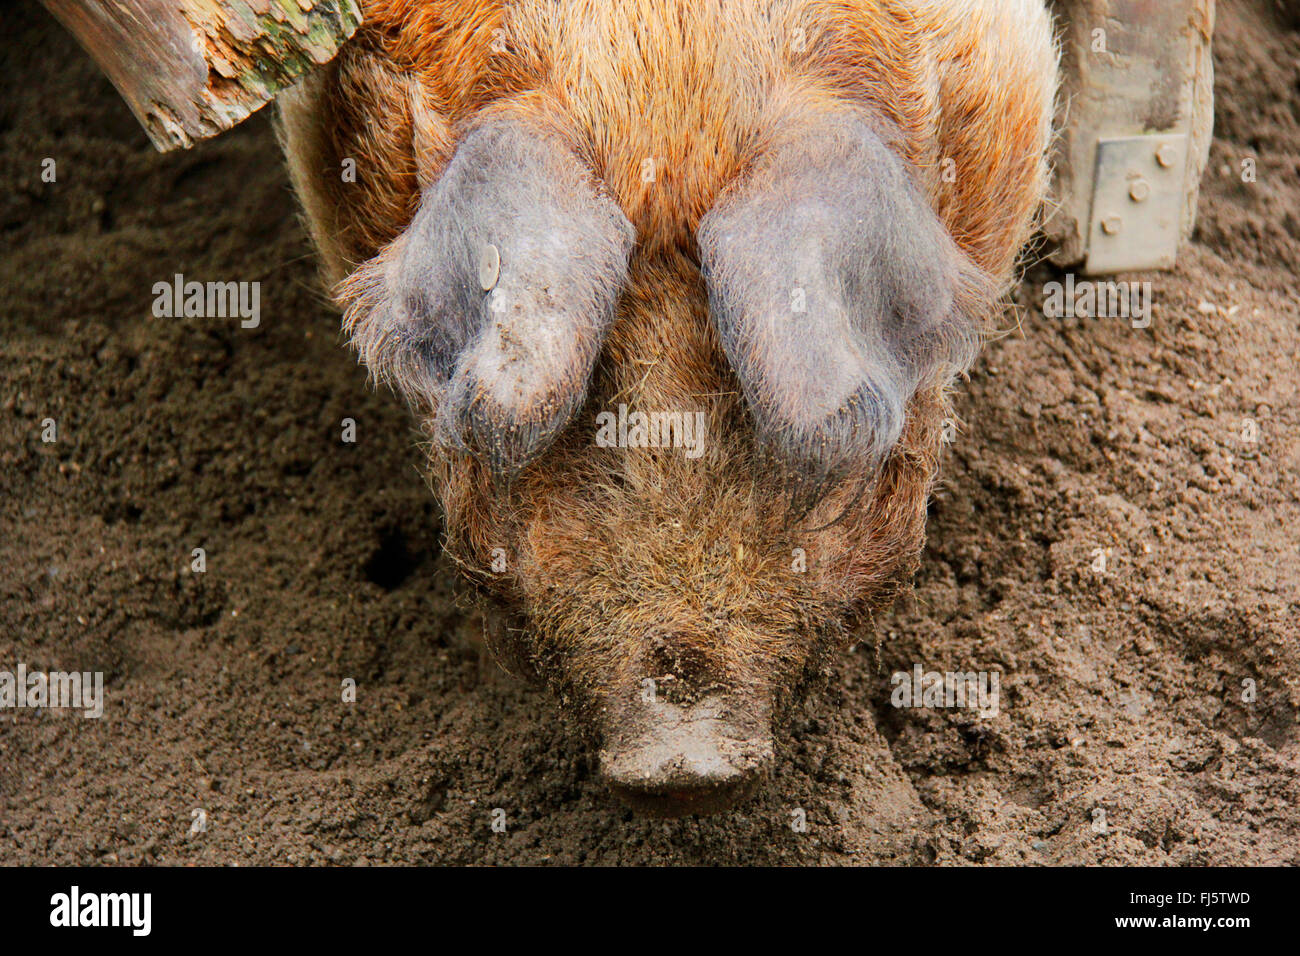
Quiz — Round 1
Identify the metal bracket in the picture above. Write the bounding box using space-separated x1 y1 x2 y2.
1084 134 1189 275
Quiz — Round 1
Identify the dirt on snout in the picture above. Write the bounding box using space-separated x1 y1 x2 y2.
1 0 1297 866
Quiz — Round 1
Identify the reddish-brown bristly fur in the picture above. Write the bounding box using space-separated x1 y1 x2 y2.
280 1 1056 728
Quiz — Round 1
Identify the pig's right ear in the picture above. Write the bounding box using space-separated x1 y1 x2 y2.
339 116 635 480
698 110 990 499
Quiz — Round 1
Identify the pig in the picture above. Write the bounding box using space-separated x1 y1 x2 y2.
279 0 1058 815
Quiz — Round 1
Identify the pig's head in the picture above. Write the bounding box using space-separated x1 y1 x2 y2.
320 97 992 815
275 0 1060 814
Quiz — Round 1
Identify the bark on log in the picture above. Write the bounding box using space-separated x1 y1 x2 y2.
40 0 362 151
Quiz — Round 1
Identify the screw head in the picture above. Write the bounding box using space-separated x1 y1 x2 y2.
1129 179 1151 202
1155 143 1179 169
1101 215 1123 236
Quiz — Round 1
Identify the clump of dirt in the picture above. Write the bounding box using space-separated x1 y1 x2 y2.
1 0 1296 865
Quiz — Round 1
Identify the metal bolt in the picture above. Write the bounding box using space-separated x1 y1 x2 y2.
1101 215 1123 236
1155 143 1179 169
479 243 501 291
1129 179 1150 202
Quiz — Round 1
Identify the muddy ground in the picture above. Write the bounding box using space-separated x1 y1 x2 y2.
1 0 1297 866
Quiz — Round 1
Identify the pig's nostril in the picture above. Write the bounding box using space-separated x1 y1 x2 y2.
598 696 773 817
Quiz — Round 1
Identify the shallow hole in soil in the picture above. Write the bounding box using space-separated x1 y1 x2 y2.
363 527 422 590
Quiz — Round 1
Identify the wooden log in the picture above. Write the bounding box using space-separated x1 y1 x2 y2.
39 0 363 151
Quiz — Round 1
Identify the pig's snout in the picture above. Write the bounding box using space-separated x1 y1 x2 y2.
598 693 773 816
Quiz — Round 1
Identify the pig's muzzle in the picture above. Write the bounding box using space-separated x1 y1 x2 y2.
597 692 773 816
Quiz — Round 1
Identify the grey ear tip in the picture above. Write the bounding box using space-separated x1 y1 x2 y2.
748 375 908 485
431 377 587 482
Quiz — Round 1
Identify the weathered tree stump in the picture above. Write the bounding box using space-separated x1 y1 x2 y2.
40 0 363 151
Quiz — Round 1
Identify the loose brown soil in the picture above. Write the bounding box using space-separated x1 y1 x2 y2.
1 0 1297 865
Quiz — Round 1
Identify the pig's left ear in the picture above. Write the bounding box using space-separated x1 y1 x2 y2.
340 115 635 480
698 110 992 492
